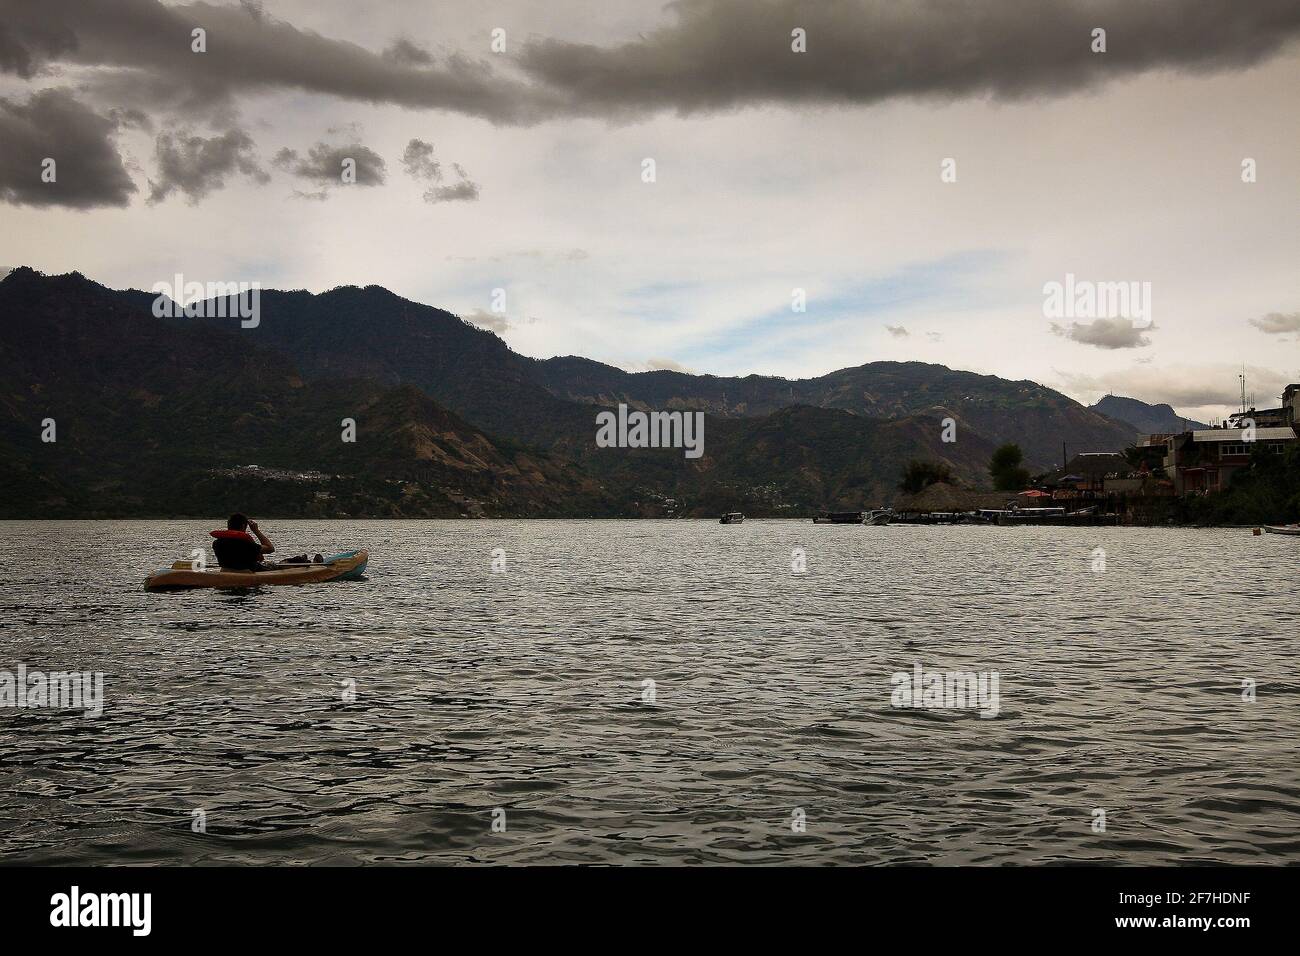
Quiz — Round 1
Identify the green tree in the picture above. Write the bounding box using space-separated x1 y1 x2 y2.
1178 443 1300 525
989 443 1030 491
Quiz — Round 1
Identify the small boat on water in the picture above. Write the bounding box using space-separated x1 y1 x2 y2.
864 509 892 525
720 512 744 524
145 549 369 590
1263 524 1300 535
813 511 865 524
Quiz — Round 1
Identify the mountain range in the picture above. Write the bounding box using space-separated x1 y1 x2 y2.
1 267 1162 518
1089 394 1209 434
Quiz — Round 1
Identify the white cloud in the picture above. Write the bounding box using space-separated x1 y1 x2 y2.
1249 311 1300 335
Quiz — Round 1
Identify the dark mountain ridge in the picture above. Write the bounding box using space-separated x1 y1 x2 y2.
0 268 614 517
1 267 1141 517
1090 394 1209 435
534 355 1137 469
155 275 1135 469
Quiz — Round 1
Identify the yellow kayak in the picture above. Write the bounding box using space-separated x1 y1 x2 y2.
145 549 368 591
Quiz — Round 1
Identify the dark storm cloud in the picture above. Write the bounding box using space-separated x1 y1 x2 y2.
273 142 387 186
147 126 268 204
0 88 137 208
0 10 78 78
385 38 434 67
5 0 1298 125
76 67 242 124
1 0 551 123
518 0 1300 117
1052 318 1152 349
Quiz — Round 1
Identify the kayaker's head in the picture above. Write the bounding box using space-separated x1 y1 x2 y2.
227 512 250 531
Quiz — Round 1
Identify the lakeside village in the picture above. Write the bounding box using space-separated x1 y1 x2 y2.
723 383 1300 529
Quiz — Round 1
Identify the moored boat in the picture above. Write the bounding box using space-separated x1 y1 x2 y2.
813 511 865 524
1263 524 1300 535
720 512 744 524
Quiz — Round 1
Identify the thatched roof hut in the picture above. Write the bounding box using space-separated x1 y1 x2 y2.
896 482 976 513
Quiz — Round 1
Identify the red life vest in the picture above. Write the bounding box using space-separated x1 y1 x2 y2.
209 529 261 569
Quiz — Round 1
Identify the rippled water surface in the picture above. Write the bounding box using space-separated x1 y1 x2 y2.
2 519 1298 865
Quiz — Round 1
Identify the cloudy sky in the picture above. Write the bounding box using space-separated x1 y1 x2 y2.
3 0 1298 421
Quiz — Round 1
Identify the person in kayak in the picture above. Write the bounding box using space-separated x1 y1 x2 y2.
210 513 276 571
209 514 324 571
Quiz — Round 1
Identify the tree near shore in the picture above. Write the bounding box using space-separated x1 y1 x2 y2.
1179 443 1300 525
989 443 1030 491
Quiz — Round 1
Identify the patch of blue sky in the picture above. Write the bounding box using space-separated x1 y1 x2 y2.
616 278 711 318
687 249 1011 364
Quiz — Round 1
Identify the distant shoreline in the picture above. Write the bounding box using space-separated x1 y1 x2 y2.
0 516 1275 529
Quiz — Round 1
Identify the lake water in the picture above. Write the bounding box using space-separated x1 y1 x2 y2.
1 519 1297 865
